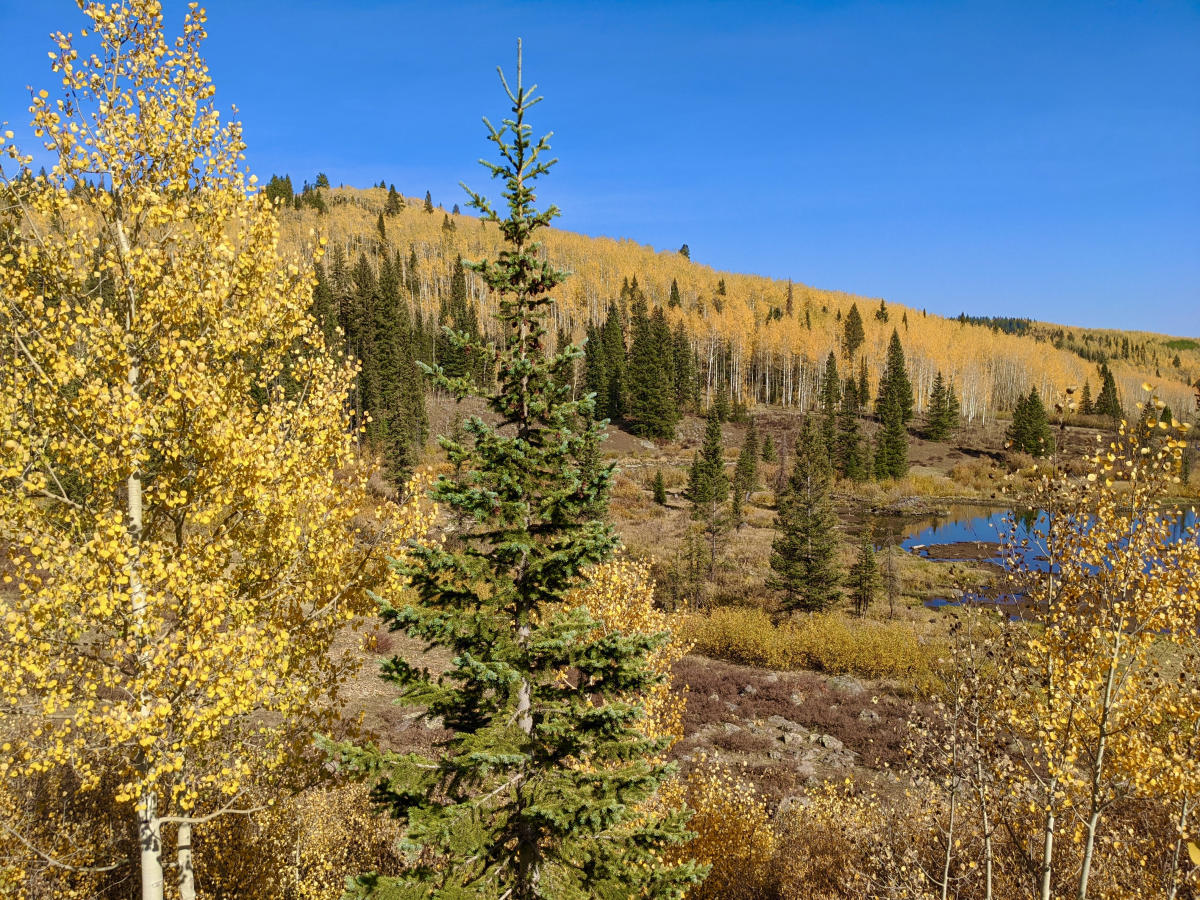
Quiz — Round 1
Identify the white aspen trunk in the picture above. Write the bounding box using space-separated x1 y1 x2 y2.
1077 630 1122 900
117 217 164 900
177 821 196 900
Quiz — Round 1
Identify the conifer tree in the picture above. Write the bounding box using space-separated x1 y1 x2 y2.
689 410 730 571
385 183 403 215
733 418 760 502
315 171 330 187
423 189 434 212
332 48 700 899
874 387 909 479
669 277 681 308
678 243 690 259
785 279 794 317
837 378 868 481
672 322 696 411
858 357 870 409
653 469 668 506
600 301 627 419
1095 363 1123 421
770 417 841 611
626 296 678 438
583 323 610 419
1008 387 1054 457
876 328 914 424
875 298 889 323
926 370 957 441
820 351 840 461
843 302 865 359
850 528 880 617
375 210 387 244
761 432 776 462
1080 380 1094 415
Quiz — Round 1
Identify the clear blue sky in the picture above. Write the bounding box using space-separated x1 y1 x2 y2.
2 1 1198 335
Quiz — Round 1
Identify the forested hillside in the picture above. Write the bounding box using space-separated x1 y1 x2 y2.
270 182 1199 430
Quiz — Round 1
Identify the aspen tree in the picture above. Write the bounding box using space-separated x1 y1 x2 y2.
0 3 431 896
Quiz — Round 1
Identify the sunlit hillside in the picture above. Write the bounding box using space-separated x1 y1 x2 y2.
277 185 1200 424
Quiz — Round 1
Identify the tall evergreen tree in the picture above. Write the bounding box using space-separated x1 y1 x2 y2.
820 351 840 461
926 370 957 441
1095 363 1123 421
331 51 700 899
583 323 610 419
849 528 880 617
652 469 668 506
626 295 678 438
837 378 868 481
733 418 759 505
1008 387 1054 457
858 356 870 409
874 386 909 479
843 302 865 360
761 432 776 462
600 301 626 420
770 417 841 611
671 322 696 411
423 189 434 213
1079 380 1094 415
668 277 681 308
384 183 403 215
875 329 914 424
688 410 730 571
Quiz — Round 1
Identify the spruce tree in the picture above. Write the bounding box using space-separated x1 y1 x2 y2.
668 277 681 308
733 418 759 502
926 370 954 441
331 49 700 899
843 302 865 360
858 357 870 409
671 322 696 411
1008 387 1054 457
423 189 434 213
688 409 730 571
874 387 909 479
600 301 626 420
1079 380 1094 415
1095 363 1123 421
837 378 868 481
850 528 880 617
583 323 610 419
652 469 668 506
385 183 403 215
770 417 841 612
626 296 678 438
875 329 914 424
820 351 840 462
761 432 776 462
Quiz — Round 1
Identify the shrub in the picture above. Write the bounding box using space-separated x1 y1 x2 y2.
682 607 942 693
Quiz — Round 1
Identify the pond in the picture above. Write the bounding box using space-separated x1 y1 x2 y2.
869 504 1198 614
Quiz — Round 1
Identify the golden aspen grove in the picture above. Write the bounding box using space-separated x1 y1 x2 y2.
1 2 1199 900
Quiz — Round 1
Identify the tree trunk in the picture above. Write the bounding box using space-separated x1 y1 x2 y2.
177 821 196 900
138 794 164 900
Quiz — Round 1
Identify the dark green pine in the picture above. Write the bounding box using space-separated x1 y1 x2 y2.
626 293 679 439
875 328 914 424
837 378 868 481
820 351 839 463
770 416 842 612
327 48 702 900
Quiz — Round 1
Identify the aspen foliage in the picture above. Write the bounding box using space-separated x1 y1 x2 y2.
0 0 433 893
564 557 691 750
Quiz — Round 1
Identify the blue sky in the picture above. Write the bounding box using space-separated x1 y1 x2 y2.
2 1 1198 335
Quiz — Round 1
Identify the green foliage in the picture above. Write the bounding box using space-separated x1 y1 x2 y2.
1007 386 1054 457
385 183 404 215
849 529 880 617
626 289 680 439
1079 380 1094 415
842 302 865 360
836 379 868 482
760 432 776 463
925 370 959 441
423 189 434 213
315 171 330 188
653 469 668 506
1095 362 1123 421
264 172 293 205
820 351 839 461
669 277 682 308
331 49 700 899
678 243 690 260
731 418 759 526
875 328 914 424
770 417 842 612
689 410 731 570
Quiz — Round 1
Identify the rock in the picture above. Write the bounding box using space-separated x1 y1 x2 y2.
424 716 445 730
790 692 807 706
782 731 807 745
741 683 758 696
708 692 720 702
768 750 783 760
858 708 881 723
724 701 740 713
818 734 844 751
827 675 865 696
763 672 779 684
767 714 805 732
723 722 741 733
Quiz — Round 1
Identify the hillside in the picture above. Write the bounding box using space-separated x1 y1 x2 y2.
274 184 1200 424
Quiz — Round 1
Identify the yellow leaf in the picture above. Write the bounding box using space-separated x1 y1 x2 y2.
1189 841 1200 866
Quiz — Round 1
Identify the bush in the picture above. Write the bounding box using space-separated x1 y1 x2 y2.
682 607 942 693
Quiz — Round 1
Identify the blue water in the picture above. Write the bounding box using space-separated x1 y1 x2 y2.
901 505 1198 612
